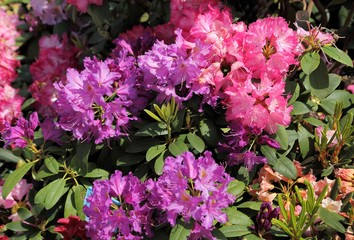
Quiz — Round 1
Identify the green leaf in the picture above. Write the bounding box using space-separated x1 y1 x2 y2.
236 201 263 210
322 46 353 67
6 221 34 232
144 109 162 122
301 51 320 75
70 142 92 175
135 122 168 137
168 140 189 157
285 81 300 105
84 168 109 179
34 178 67 210
318 207 346 233
243 234 263 240
272 157 297 180
140 12 149 22
275 125 288 150
17 208 33 220
227 180 245 197
304 117 325 127
154 150 166 175
126 138 163 153
169 219 193 240
0 148 23 163
44 156 59 174
224 207 253 226
291 101 310 115
2 161 35 199
73 185 86 220
146 144 166 161
219 225 251 237
260 145 277 165
64 188 77 218
304 73 342 100
211 229 227 240
199 118 218 146
320 90 353 115
21 97 35 111
297 124 314 159
187 133 205 153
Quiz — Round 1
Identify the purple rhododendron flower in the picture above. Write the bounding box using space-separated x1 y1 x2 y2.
54 54 144 144
147 151 236 238
229 150 267 171
2 112 39 148
83 171 153 240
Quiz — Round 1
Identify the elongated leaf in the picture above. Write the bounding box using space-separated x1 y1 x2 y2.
146 144 166 161
17 207 33 220
322 46 353 67
285 81 300 105
297 124 314 159
169 220 193 240
154 150 166 175
70 142 92 175
168 140 188 157
187 133 205 153
224 207 253 226
73 185 86 220
318 207 345 233
2 161 35 199
144 109 162 122
64 188 77 218
275 125 288 150
199 118 218 146
301 51 320 75
126 138 163 153
6 221 34 232
272 157 297 180
219 225 251 237
260 145 277 165
44 156 59 174
84 168 109 179
135 122 168 137
227 180 245 197
34 178 66 209
236 201 262 210
0 148 23 163
291 101 310 115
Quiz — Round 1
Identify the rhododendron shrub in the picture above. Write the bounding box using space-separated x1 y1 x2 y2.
0 0 353 239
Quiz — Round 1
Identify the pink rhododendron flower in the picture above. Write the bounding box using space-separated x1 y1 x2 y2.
0 179 32 222
296 23 335 50
0 84 23 132
30 0 67 25
67 0 103 13
244 17 301 79
0 8 21 86
347 84 354 94
29 34 78 117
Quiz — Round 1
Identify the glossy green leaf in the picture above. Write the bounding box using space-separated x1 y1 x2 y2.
199 118 218 146
187 133 205 153
275 125 288 150
291 101 310 115
84 168 109 179
64 188 77 218
168 140 188 157
318 207 346 233
272 157 297 180
73 185 86 220
322 46 353 67
126 138 163 153
236 201 263 210
144 109 162 122
70 142 92 175
6 221 33 232
301 51 320 75
0 148 23 163
116 153 144 166
285 81 300 105
227 180 245 197
320 90 353 115
17 207 33 220
304 71 341 100
297 124 314 159
2 161 35 199
135 122 168 137
34 178 66 209
219 225 251 237
224 207 253 226
146 144 166 161
169 219 193 240
260 145 277 165
154 150 166 175
44 156 59 174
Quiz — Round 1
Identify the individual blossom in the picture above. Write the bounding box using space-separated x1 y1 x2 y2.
30 0 67 25
147 151 236 238
29 34 78 117
54 216 87 240
0 84 23 132
83 171 153 240
315 126 339 147
243 17 301 80
295 22 335 51
1 112 39 149
0 8 21 86
228 150 267 171
0 179 32 222
321 197 342 213
66 0 103 13
40 118 64 145
335 168 354 195
54 55 139 144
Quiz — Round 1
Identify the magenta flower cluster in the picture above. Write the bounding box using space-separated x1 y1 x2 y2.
84 151 235 240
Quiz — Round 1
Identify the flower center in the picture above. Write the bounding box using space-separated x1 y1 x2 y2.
262 38 277 60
